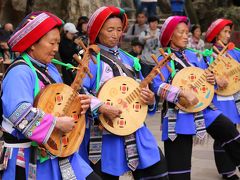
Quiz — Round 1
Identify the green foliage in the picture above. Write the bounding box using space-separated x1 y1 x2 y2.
212 6 240 30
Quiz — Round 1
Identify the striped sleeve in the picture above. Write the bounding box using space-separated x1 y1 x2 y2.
157 83 181 103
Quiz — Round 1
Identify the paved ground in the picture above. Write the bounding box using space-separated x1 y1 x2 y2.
120 113 240 180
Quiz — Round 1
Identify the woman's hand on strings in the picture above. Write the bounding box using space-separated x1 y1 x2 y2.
54 94 91 133
140 87 155 105
55 116 75 133
215 76 228 89
178 89 199 108
205 70 215 85
79 94 91 114
98 104 122 121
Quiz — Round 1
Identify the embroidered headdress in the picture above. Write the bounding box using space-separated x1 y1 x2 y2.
160 16 189 47
205 18 233 43
8 11 63 53
87 6 128 44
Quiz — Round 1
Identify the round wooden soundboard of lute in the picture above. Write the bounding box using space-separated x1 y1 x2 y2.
34 83 85 157
172 67 215 113
98 76 148 136
211 41 240 96
213 56 240 96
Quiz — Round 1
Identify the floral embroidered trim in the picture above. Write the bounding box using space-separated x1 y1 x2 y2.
158 83 180 103
22 109 45 138
7 103 47 139
8 102 32 126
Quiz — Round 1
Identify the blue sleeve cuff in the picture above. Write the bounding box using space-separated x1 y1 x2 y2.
148 99 156 115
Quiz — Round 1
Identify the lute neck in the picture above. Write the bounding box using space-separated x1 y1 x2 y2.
139 54 171 88
125 52 172 104
70 39 99 91
208 41 230 72
71 54 89 91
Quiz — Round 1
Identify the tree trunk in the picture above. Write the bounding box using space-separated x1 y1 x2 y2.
25 0 34 15
185 0 199 24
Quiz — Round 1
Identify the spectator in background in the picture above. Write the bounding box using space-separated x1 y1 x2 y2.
76 16 89 46
187 24 205 51
170 0 185 15
77 16 89 32
140 0 158 17
124 11 148 42
128 38 144 59
59 22 80 85
139 16 161 112
3 23 14 34
0 29 17 62
139 16 161 77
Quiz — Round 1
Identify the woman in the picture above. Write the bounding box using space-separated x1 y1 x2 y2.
152 16 240 180
124 10 148 42
205 18 240 180
59 22 80 85
1 11 100 180
187 24 205 51
76 16 89 46
83 6 169 180
139 16 161 78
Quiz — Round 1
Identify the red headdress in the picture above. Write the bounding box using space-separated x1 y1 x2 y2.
8 11 63 53
160 16 189 47
205 18 233 43
87 6 128 44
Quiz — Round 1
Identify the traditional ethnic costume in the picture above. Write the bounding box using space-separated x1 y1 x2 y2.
204 18 240 179
152 16 240 180
83 6 169 180
0 11 95 180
